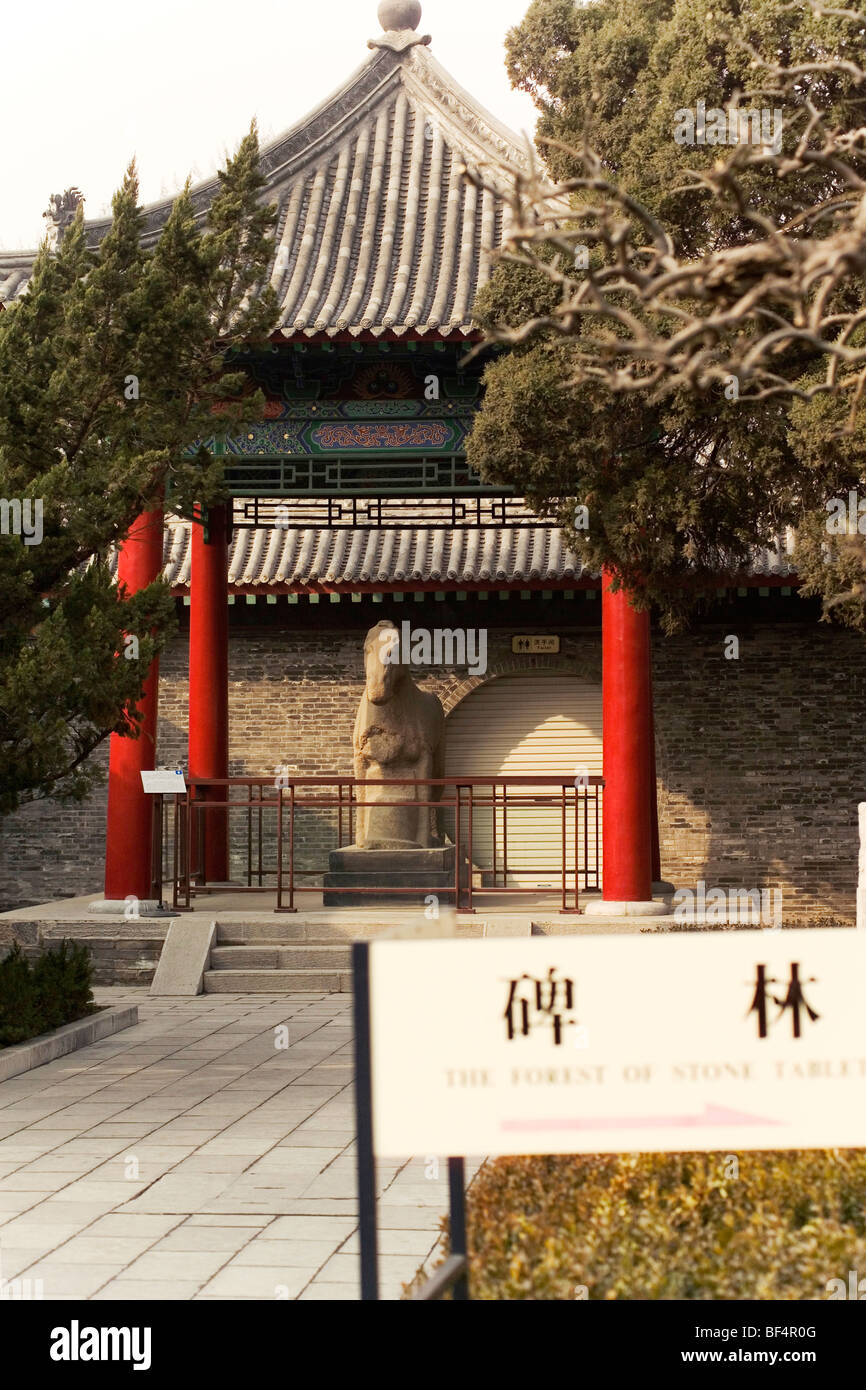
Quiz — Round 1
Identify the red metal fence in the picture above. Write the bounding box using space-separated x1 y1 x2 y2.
153 775 603 914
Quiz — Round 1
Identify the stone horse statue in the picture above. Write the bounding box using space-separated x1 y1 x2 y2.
352 620 445 849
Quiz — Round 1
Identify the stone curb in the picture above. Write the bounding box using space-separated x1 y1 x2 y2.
0 1005 139 1083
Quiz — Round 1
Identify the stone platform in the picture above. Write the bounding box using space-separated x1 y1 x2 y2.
323 844 460 907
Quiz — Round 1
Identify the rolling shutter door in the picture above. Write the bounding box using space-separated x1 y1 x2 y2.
444 674 603 888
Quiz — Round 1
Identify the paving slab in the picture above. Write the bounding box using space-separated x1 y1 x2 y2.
229 1238 336 1268
261 1215 357 1241
0 1220 83 1248
197 1266 308 1299
21 1262 128 1297
341 1229 441 1257
122 1249 233 1282
185 1215 271 1228
155 1225 260 1253
93 1280 204 1301
86 1214 182 1239
35 1234 160 1264
297 1282 359 1301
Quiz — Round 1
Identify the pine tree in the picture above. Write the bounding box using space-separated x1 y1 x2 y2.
0 125 277 812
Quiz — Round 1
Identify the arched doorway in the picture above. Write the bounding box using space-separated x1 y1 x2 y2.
444 673 603 889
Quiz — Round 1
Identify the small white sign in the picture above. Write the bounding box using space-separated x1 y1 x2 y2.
141 769 187 794
512 635 560 655
367 931 866 1157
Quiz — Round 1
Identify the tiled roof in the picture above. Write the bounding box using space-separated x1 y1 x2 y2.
141 519 798 592
263 43 526 338
166 522 581 589
0 32 528 335
0 254 35 306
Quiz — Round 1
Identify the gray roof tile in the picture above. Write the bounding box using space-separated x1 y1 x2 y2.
137 519 797 591
0 254 36 306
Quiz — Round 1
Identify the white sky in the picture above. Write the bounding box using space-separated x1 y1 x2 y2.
0 0 540 251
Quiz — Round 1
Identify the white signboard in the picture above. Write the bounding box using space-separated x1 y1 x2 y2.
141 769 186 794
367 931 866 1156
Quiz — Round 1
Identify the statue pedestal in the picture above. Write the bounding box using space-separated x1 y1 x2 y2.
323 845 458 907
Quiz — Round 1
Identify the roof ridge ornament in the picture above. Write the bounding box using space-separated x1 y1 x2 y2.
43 188 84 252
369 0 431 52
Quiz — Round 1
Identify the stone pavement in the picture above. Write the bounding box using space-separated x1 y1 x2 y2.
0 990 473 1301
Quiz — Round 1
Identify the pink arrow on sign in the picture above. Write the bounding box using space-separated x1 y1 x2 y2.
502 1104 784 1133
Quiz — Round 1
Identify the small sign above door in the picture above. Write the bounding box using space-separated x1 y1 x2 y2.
512 635 561 655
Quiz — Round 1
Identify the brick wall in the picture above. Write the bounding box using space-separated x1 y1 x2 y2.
1 593 864 922
653 618 866 923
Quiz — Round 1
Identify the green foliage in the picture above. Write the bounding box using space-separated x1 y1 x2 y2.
468 333 820 628
795 510 866 630
0 944 40 1045
0 939 94 1046
31 940 94 1033
790 377 866 628
470 0 866 630
463 1151 866 1299
0 125 278 812
505 0 865 248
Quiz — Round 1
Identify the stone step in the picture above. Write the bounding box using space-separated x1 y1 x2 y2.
210 944 352 971
203 968 351 994
214 919 488 944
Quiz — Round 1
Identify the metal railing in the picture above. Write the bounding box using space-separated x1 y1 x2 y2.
154 774 603 914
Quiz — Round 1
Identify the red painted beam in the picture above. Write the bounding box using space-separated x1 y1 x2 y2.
602 570 654 902
189 503 230 882
104 509 164 902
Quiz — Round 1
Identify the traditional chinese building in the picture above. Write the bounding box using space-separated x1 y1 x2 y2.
1 0 865 947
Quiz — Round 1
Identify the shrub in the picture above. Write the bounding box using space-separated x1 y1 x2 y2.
32 940 94 1032
0 940 94 1047
463 1151 866 1300
0 944 41 1046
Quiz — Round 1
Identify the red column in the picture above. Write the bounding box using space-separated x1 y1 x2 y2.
601 569 654 902
104 508 164 901
188 503 229 882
